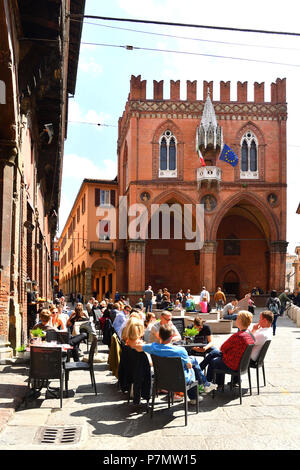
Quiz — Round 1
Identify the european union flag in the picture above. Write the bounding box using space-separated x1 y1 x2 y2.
219 144 239 167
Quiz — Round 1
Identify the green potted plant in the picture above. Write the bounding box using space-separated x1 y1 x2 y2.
183 326 198 344
16 344 30 361
30 327 46 344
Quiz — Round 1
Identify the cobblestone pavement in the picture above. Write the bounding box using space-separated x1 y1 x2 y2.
0 308 300 451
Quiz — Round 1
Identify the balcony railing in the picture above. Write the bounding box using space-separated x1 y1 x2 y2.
89 240 113 254
197 166 222 189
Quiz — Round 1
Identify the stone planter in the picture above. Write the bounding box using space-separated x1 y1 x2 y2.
15 350 30 363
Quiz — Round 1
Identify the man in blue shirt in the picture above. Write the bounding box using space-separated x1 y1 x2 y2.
113 304 131 338
134 324 217 404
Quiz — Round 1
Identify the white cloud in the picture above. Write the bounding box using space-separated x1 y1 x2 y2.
58 154 117 235
78 56 103 76
68 100 112 128
62 153 117 181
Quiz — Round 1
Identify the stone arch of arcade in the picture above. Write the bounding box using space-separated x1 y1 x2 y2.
209 192 280 297
145 189 206 294
90 257 116 301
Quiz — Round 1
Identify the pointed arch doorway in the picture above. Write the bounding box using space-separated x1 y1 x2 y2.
223 270 240 298
214 198 272 298
145 195 200 294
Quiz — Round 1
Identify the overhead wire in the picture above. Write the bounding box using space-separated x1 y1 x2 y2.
78 41 300 68
68 14 300 37
68 120 116 127
72 18 300 53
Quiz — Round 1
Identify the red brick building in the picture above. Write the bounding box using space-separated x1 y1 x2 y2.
0 0 84 358
115 75 288 302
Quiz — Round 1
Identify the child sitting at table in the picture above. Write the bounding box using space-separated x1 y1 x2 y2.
200 296 208 313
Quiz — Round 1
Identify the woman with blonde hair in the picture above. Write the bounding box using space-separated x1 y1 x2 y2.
121 318 144 348
201 310 255 387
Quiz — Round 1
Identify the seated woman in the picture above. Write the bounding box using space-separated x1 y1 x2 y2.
155 289 163 309
202 310 255 386
173 299 183 313
191 316 217 356
49 305 65 330
121 318 145 349
66 303 89 361
143 312 156 343
67 302 89 334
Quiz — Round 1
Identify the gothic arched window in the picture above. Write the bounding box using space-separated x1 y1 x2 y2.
240 131 258 179
159 130 177 177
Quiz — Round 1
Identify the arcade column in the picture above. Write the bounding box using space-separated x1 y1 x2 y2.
199 241 217 293
84 267 92 302
127 239 146 304
115 248 127 295
0 145 17 360
270 240 288 293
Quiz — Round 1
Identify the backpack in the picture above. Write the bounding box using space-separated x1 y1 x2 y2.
269 298 279 315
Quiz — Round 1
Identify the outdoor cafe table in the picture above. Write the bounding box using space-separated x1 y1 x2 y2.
26 342 73 352
183 343 206 349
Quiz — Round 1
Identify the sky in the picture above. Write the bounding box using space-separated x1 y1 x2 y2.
59 0 300 254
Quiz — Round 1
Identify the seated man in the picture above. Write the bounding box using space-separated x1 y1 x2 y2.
249 310 273 363
148 311 182 344
133 324 217 404
222 298 239 320
201 311 255 386
113 304 131 338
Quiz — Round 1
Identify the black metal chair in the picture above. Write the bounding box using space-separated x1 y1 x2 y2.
171 318 185 338
150 355 199 426
212 344 254 404
26 346 64 408
64 335 98 397
118 344 151 409
248 340 271 394
46 329 71 344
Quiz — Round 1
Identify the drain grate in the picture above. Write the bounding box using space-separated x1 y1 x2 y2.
34 425 82 445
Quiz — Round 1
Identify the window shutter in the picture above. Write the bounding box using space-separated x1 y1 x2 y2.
95 188 100 207
110 189 115 207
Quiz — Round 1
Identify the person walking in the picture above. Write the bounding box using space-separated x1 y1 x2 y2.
214 287 226 311
266 290 281 336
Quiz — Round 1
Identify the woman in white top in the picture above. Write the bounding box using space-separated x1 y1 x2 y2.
143 312 156 343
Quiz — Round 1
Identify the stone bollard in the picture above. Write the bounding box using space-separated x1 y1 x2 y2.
288 305 300 327
297 308 300 328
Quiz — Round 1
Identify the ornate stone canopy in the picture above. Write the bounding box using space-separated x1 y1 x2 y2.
196 90 223 155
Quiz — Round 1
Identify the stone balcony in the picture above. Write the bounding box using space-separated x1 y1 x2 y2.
197 166 222 189
89 240 114 255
